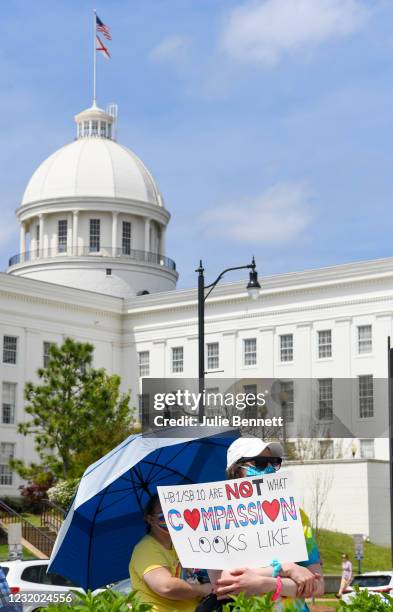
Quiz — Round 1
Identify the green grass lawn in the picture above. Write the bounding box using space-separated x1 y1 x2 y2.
0 543 37 561
317 528 391 574
21 513 42 528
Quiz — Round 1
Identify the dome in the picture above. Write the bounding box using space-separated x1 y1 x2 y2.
21 138 163 207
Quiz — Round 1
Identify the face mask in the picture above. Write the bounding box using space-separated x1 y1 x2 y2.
246 465 276 476
245 464 276 477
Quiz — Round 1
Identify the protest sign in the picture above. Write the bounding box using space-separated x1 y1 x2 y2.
157 470 308 570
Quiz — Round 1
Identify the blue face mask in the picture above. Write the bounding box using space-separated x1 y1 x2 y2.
245 464 276 477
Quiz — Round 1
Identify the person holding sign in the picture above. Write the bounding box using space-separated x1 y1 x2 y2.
208 437 324 611
129 495 212 611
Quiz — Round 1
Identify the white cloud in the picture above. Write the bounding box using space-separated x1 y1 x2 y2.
201 182 312 244
220 0 368 65
149 36 191 64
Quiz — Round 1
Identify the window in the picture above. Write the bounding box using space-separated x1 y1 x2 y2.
122 221 131 255
100 121 107 137
0 443 14 486
108 124 112 138
58 220 68 253
36 224 40 249
358 325 372 354
89 219 100 252
172 347 184 373
319 440 334 459
280 334 293 362
360 439 375 459
243 338 257 367
91 120 98 136
2 383 16 424
207 343 219 371
138 394 150 421
83 121 89 136
205 388 220 412
243 384 258 418
359 375 374 418
280 381 294 423
138 351 150 377
3 336 17 364
43 342 55 368
318 379 333 421
318 330 332 359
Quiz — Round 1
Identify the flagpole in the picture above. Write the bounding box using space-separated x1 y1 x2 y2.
93 9 97 106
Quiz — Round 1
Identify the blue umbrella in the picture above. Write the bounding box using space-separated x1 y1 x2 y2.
48 427 239 590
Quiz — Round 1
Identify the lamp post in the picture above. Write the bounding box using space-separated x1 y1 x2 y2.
196 257 261 421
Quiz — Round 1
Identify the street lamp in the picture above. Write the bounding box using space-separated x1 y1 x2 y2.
196 257 261 421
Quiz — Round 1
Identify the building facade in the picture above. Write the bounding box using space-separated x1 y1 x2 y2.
0 101 391 543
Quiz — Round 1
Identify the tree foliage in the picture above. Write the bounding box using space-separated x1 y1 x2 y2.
13 338 134 481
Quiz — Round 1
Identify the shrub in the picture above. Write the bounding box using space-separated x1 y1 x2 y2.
222 593 298 611
337 586 393 611
1 496 32 514
47 479 79 509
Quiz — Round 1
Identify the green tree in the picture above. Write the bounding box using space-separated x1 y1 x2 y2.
13 338 134 481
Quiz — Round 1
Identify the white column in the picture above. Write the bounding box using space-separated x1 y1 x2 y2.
112 212 118 255
160 225 166 254
72 210 79 255
19 223 26 263
67 212 73 253
38 214 44 258
144 218 150 252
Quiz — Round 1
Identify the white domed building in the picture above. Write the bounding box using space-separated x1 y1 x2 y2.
8 103 177 298
0 99 392 546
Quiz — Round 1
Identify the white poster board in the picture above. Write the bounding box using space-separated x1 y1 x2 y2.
158 470 308 570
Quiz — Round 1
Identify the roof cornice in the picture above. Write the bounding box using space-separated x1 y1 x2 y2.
16 197 170 224
0 272 123 315
124 256 393 314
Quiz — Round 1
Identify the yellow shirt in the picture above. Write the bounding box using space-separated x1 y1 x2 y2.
129 534 200 612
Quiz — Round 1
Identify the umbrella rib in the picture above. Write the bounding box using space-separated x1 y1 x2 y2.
140 460 195 483
129 467 150 513
98 486 138 496
145 447 163 482
98 491 136 514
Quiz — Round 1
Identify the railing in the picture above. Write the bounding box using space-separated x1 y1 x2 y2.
8 246 176 271
0 499 56 558
41 499 65 534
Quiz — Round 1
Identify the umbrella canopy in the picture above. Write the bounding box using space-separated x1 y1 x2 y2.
48 427 239 590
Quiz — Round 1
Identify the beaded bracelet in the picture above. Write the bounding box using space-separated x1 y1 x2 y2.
272 575 282 602
270 559 282 578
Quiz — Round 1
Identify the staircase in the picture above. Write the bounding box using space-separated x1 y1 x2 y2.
0 500 61 559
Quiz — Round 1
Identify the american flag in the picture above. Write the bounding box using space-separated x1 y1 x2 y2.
96 35 111 59
96 14 112 41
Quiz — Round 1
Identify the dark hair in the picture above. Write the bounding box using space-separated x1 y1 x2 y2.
144 494 160 533
227 462 245 480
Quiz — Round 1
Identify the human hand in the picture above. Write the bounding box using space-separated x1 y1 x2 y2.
214 567 270 598
281 562 322 598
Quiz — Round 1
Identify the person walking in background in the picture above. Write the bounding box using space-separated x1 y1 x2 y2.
336 554 352 599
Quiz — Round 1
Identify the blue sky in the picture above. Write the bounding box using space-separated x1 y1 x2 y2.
2 0 393 289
